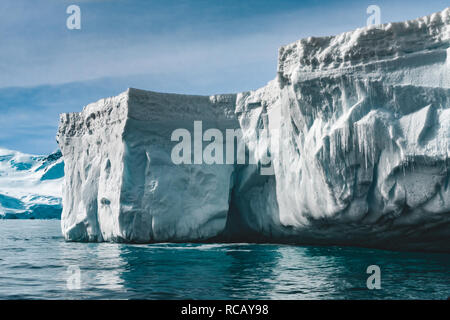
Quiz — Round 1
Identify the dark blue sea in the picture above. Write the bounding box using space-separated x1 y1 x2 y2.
0 220 449 299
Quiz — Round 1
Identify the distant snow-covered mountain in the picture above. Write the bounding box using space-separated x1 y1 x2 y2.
0 148 63 219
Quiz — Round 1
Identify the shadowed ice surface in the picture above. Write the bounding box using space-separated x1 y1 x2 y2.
0 220 449 299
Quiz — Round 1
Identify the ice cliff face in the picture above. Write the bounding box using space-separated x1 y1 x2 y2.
57 91 237 242
0 148 63 219
58 8 450 251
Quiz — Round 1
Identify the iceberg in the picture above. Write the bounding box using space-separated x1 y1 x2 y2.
0 148 63 219
57 8 450 251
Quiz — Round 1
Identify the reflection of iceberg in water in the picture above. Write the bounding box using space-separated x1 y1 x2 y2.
268 246 341 299
111 244 450 300
2 221 447 299
45 235 449 299
56 241 127 297
93 244 126 292
266 246 384 299
219 244 281 299
269 246 450 299
114 243 281 299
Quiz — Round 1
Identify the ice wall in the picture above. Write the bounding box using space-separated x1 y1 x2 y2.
58 8 450 251
234 8 450 251
58 90 238 242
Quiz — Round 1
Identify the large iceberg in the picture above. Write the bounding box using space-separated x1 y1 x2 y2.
57 8 450 251
0 148 63 219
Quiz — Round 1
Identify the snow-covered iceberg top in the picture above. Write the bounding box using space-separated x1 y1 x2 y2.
58 8 450 251
278 8 449 76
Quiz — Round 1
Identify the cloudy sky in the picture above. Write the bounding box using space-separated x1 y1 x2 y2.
0 0 448 154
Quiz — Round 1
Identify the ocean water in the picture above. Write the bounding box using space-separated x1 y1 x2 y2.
0 220 449 300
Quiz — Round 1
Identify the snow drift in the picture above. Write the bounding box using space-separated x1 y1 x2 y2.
57 8 450 251
0 148 63 219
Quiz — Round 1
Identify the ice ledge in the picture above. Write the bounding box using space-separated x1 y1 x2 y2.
278 7 450 79
57 88 238 138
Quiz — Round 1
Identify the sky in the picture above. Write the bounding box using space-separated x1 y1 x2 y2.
0 0 448 154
